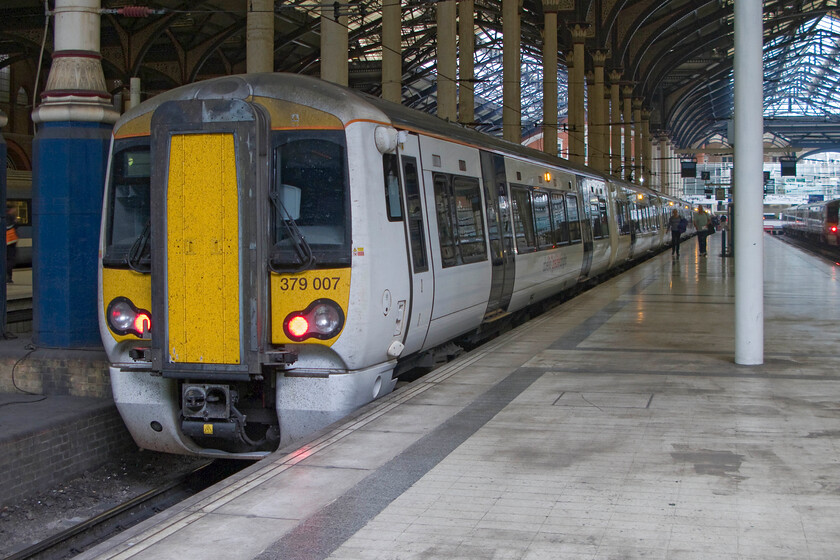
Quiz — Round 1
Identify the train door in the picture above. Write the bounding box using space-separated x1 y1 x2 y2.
480 151 515 319
625 188 639 256
149 98 271 377
417 134 491 348
576 177 595 279
397 133 434 355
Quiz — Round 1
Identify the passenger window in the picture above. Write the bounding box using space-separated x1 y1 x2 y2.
401 156 429 273
433 174 458 267
566 193 582 243
452 176 487 264
383 153 403 222
590 199 603 239
597 197 608 237
433 172 487 267
533 190 553 249
551 192 569 244
511 186 536 253
616 200 630 236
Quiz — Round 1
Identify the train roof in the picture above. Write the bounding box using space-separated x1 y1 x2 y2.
114 73 389 131
786 198 840 210
115 72 678 202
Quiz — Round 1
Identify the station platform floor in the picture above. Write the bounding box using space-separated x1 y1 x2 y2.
64 235 840 559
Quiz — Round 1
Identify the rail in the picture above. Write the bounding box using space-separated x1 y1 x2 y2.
5 460 249 560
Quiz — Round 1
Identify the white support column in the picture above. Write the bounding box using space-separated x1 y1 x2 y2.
633 99 642 184
651 136 660 191
642 109 651 187
247 0 274 73
129 77 141 108
622 86 632 180
734 0 764 365
32 0 118 124
437 0 457 121
502 0 521 143
320 0 348 86
591 51 606 172
458 0 475 124
660 135 670 196
609 70 621 176
381 0 402 103
542 5 558 156
569 25 586 164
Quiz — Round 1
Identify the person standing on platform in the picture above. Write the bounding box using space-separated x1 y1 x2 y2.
668 209 684 257
693 206 711 256
6 203 18 283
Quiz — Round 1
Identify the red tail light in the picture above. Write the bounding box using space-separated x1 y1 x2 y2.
830 225 838 233
287 316 310 338
133 313 151 334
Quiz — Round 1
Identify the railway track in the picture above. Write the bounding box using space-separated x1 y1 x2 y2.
6 460 251 560
777 233 840 264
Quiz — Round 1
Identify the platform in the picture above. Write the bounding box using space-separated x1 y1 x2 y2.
68 235 840 559
0 266 131 506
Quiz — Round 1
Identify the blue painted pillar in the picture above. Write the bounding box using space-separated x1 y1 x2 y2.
32 123 111 346
30 0 118 347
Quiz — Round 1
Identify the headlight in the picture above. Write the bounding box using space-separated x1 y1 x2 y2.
312 304 341 333
283 299 345 341
106 297 151 337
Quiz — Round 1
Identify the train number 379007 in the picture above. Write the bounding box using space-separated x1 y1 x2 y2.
277 277 342 291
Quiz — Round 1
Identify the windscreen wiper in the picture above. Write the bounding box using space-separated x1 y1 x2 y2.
127 220 151 273
268 191 316 273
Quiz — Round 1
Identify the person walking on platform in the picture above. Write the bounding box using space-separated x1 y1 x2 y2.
668 209 684 257
693 206 711 256
5 203 18 283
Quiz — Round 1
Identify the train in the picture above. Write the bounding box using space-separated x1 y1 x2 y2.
782 198 840 247
98 73 696 459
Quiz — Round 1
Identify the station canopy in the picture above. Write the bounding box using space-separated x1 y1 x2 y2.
2 1 840 152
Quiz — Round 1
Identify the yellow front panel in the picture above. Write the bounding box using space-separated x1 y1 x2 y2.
270 268 351 346
253 97 344 130
167 133 241 364
114 113 153 139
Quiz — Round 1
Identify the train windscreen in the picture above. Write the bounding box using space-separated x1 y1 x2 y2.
270 130 351 269
103 140 151 269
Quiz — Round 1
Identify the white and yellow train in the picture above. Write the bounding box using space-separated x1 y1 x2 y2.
98 73 695 459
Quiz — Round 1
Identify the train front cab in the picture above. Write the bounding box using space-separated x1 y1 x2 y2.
100 83 394 457
823 200 839 246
